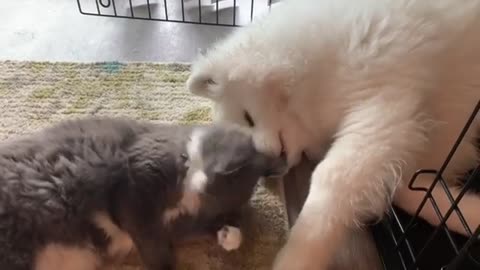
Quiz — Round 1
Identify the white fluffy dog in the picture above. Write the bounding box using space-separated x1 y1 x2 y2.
187 0 480 269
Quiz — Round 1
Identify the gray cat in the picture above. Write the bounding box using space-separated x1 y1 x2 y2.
0 117 287 270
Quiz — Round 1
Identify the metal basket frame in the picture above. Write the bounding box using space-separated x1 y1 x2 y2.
373 100 480 270
76 0 276 27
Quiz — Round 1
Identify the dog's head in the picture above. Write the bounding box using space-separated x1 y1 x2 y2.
186 47 307 166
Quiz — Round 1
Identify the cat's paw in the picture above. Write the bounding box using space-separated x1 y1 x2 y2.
217 225 242 251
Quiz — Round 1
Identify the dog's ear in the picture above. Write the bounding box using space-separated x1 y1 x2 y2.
186 55 225 101
187 72 219 99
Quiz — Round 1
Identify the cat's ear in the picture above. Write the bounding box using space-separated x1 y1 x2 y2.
263 153 288 178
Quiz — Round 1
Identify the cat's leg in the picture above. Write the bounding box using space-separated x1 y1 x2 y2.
116 207 175 269
205 211 244 251
217 225 243 251
117 211 175 270
92 212 134 261
131 231 175 270
273 94 428 270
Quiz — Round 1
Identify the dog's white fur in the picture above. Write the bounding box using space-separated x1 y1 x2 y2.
187 0 480 269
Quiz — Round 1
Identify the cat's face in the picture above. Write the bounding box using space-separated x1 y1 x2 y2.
182 125 287 214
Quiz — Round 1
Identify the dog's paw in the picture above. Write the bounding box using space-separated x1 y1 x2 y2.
273 235 324 270
217 225 242 251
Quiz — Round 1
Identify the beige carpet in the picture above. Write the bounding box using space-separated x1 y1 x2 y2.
0 61 288 269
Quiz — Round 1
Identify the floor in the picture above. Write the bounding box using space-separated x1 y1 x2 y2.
0 0 277 62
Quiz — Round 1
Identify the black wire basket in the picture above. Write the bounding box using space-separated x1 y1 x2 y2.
372 100 480 270
76 0 280 26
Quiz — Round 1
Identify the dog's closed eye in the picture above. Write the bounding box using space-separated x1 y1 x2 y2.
205 78 217 85
187 73 218 99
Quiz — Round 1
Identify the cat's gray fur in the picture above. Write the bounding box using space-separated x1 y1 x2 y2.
0 117 286 270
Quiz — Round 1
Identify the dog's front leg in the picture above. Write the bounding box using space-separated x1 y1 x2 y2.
273 94 428 270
